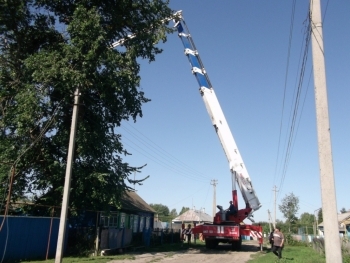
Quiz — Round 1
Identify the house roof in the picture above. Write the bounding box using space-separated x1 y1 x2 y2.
172 209 213 223
338 211 350 224
119 191 156 214
318 211 350 230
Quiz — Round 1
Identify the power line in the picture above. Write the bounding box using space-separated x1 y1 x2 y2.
80 99 211 183
272 0 297 204
274 0 332 203
278 11 312 198
122 120 210 178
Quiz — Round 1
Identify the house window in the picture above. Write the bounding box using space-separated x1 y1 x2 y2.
145 217 150 230
129 215 134 230
100 212 119 228
120 213 126 228
133 215 139 233
140 216 145 232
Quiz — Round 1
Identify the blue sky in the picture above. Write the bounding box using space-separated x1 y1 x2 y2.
118 1 350 223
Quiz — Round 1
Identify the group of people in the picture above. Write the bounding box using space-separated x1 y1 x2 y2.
184 201 285 260
269 227 284 260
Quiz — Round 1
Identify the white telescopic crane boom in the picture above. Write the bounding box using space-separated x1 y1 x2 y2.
173 12 261 214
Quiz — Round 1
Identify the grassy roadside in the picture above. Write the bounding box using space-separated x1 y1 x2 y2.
20 241 350 263
20 242 204 263
248 244 326 263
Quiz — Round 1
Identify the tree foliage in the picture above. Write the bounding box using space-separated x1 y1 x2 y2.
0 0 173 212
340 207 348 214
150 203 170 216
170 208 177 217
317 209 323 223
279 192 300 224
179 206 190 215
299 212 315 226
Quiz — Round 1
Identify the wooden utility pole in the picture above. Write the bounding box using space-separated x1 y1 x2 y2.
55 88 80 263
211 180 218 217
310 1 342 262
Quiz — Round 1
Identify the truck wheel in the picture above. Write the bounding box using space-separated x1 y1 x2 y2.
205 240 211 249
205 240 217 249
232 236 242 251
237 235 242 250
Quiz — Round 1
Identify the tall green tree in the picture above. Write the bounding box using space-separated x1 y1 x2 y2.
299 212 315 226
170 208 177 218
150 203 170 216
179 206 190 215
279 192 299 231
0 0 173 213
317 209 323 223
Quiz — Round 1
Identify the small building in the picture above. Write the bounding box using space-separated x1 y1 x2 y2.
98 190 156 251
318 211 350 237
172 209 213 224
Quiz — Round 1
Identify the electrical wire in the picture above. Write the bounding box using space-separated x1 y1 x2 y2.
278 21 311 197
271 0 297 209
168 183 208 209
76 120 208 183
276 0 331 200
119 126 211 181
121 122 211 179
81 96 212 182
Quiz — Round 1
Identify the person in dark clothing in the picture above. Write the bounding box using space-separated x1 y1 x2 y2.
226 201 237 220
185 224 192 245
268 230 274 249
272 227 284 259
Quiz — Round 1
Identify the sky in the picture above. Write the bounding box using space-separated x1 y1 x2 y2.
117 0 350 224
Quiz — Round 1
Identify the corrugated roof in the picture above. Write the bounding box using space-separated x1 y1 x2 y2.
172 209 213 223
318 211 350 229
338 211 350 223
119 191 156 214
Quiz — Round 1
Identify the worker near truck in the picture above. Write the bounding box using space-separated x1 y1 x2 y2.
185 224 192 245
272 227 284 259
268 229 274 250
226 201 238 220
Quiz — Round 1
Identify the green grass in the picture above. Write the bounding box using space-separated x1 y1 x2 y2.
21 240 350 263
248 245 326 263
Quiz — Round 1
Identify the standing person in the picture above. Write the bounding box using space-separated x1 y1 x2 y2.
269 229 274 249
272 227 284 259
185 224 192 245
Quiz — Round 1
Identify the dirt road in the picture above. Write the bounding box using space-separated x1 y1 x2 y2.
108 241 262 263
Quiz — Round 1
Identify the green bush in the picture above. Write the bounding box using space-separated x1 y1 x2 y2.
284 232 308 247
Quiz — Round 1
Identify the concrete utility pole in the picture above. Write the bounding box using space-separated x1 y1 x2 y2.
268 210 272 232
55 88 80 263
272 185 278 228
211 180 218 217
310 1 342 262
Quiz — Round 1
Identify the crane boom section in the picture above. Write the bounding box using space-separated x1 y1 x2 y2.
174 14 261 213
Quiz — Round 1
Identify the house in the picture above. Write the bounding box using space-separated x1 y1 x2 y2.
98 190 156 251
172 209 213 224
318 211 350 236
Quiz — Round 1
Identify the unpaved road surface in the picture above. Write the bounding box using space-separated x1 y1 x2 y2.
108 241 262 263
